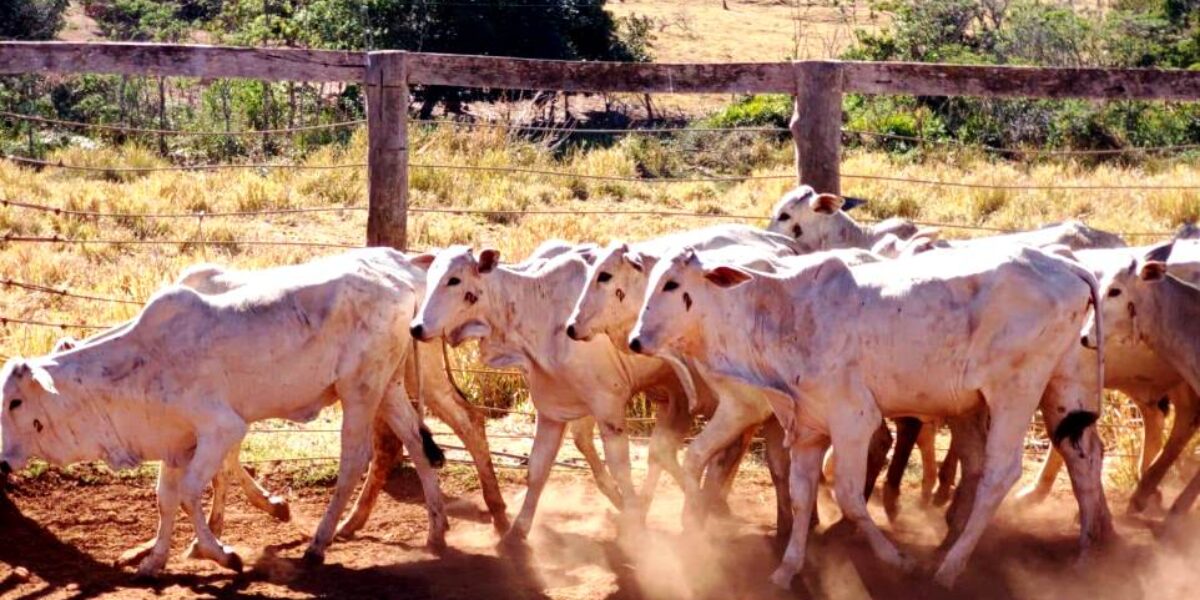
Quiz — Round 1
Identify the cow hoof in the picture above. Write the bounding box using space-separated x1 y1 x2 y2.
882 486 900 523
932 486 953 508
1012 485 1050 506
222 549 244 574
301 547 325 567
933 560 964 589
133 557 166 581
490 513 512 536
116 540 157 568
269 497 292 522
768 568 795 589
498 529 529 551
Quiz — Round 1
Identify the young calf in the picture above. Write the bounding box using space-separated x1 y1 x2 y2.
629 245 1113 587
410 246 694 543
0 248 447 576
1087 241 1200 524
766 185 919 252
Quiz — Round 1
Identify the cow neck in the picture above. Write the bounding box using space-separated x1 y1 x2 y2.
834 212 874 248
485 256 589 371
1143 276 1200 391
31 340 149 467
694 272 810 398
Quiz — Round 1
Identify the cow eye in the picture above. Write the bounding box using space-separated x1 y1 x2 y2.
8 399 21 411
778 213 791 222
597 272 612 283
1107 288 1122 298
447 277 461 287
662 281 679 292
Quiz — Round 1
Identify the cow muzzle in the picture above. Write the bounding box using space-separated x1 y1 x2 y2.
410 323 428 342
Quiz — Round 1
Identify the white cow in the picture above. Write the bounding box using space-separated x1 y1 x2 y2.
174 259 511 538
0 248 447 576
565 225 886 538
629 245 1113 587
872 221 1126 259
766 186 919 252
1085 241 1200 525
411 245 699 543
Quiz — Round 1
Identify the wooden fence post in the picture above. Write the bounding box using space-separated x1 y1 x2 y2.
790 60 843 195
366 50 409 250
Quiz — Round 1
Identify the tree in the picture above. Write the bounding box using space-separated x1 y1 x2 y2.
0 0 70 40
211 0 650 115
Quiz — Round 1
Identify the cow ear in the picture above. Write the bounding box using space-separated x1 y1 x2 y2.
624 251 645 272
841 196 868 211
1144 241 1175 264
704 265 753 289
1139 261 1168 282
477 248 500 274
809 193 844 214
53 337 79 353
409 252 437 271
16 363 58 396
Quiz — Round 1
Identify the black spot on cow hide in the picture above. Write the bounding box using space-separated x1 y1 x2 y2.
419 425 446 469
465 291 479 305
1052 410 1099 449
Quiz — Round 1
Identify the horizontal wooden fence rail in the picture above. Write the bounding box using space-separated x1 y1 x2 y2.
7 41 1200 246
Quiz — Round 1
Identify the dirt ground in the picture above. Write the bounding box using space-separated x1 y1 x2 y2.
1 466 1199 600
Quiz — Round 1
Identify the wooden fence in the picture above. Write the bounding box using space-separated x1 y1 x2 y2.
7 41 1200 250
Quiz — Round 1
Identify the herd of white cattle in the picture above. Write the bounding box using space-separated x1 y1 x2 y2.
4 185 1200 589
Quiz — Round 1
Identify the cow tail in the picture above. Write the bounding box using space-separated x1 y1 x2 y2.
1063 258 1105 416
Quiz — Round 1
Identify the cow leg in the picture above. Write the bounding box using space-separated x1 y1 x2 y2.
570 416 623 509
1131 386 1200 515
184 451 239 560
378 386 449 552
762 417 794 545
423 363 509 534
337 422 403 539
1040 371 1114 558
768 430 829 589
934 403 1030 588
700 425 755 518
1137 395 1168 476
118 465 182 576
941 410 987 551
596 414 645 532
918 420 938 506
865 421 893 503
827 393 912 572
884 418 921 522
1013 409 1064 506
303 384 380 564
232 449 290 522
176 417 247 573
503 415 567 545
933 443 958 507
680 396 769 530
1164 463 1200 525
642 388 689 510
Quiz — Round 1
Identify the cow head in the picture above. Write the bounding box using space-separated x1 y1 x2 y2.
766 186 856 253
1 358 60 472
566 241 655 343
1086 241 1175 347
411 245 499 345
629 246 753 357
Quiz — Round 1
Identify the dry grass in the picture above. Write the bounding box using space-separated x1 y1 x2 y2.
4 124 1198 480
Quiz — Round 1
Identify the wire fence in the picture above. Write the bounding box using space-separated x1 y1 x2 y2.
0 107 1179 478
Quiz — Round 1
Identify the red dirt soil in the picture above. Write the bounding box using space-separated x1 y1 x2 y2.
0 467 1198 600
